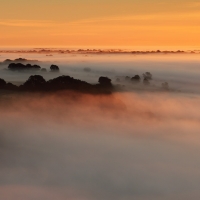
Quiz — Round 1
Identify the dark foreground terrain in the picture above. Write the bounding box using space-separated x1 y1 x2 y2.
0 75 113 94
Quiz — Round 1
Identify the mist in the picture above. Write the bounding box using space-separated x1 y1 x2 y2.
1 53 200 93
0 53 200 199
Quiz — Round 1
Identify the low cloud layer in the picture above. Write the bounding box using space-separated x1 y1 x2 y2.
0 53 200 199
0 90 200 200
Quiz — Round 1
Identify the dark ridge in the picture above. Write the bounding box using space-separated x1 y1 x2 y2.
0 78 18 90
0 78 6 89
21 75 46 90
3 59 12 63
5 82 18 90
0 75 113 94
46 76 91 91
0 58 40 65
1 49 199 55
8 63 41 71
7 63 59 72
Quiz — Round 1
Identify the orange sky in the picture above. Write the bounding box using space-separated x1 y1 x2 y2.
0 0 200 47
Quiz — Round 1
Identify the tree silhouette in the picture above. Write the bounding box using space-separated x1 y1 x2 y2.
0 78 6 88
131 75 141 82
143 78 150 85
162 82 169 90
98 77 112 87
23 75 46 89
8 63 41 70
143 72 152 80
50 65 59 72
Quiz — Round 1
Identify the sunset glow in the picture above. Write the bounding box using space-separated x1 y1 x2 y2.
1 0 200 47
1 1 200 200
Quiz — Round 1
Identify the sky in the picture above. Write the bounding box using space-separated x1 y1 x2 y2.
0 0 200 47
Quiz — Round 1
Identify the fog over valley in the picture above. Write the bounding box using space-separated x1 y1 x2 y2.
0 52 200 200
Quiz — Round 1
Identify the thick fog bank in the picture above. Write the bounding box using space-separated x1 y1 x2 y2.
0 54 200 94
0 91 200 200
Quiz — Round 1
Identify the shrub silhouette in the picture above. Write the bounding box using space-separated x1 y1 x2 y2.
116 78 120 82
162 82 169 90
5 83 18 90
131 75 141 82
98 77 112 87
8 63 41 71
41 68 47 72
0 75 113 94
47 75 91 91
0 78 6 88
50 65 59 72
143 77 150 85
22 75 46 90
143 72 152 80
125 76 131 81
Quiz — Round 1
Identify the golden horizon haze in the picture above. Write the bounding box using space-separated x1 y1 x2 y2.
0 0 200 47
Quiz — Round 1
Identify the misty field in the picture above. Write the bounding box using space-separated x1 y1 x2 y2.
0 53 200 200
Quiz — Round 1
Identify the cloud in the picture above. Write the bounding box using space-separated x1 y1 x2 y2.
1 90 200 200
1 52 200 199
